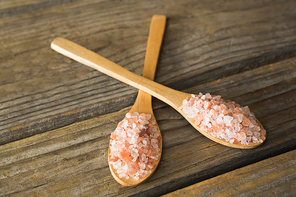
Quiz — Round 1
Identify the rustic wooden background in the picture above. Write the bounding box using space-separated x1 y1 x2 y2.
0 0 296 196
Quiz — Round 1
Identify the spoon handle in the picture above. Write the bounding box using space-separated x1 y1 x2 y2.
51 37 188 111
143 15 166 81
130 15 166 114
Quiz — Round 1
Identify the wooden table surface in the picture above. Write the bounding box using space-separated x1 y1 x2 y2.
1 0 296 196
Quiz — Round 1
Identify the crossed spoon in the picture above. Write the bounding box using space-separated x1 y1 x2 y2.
51 15 266 185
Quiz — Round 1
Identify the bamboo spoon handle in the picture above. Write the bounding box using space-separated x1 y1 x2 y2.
51 37 188 111
131 15 166 114
143 15 166 81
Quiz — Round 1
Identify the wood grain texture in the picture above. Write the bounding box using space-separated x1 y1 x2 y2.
1 0 296 196
1 0 296 145
163 149 296 197
0 0 80 18
1 57 296 196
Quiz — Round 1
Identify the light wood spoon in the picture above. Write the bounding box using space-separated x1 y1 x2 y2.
108 15 166 186
51 29 266 150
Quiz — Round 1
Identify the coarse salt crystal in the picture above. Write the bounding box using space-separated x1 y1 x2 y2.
146 114 152 120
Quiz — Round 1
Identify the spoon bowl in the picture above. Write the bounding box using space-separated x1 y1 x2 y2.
108 91 162 186
51 29 266 150
109 15 165 186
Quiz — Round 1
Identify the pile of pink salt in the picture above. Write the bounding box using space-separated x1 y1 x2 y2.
109 112 161 180
180 93 266 145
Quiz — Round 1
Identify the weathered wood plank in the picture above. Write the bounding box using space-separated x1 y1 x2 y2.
0 58 296 196
0 0 80 18
1 0 296 144
163 150 296 197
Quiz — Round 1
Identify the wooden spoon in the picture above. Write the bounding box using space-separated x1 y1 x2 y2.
108 15 166 186
51 33 266 150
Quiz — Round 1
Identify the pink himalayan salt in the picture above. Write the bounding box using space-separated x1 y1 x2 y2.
109 112 161 180
179 93 266 145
